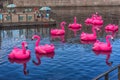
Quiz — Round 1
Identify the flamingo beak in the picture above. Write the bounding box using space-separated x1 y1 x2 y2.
96 27 100 32
31 37 34 40
25 44 28 49
111 37 114 41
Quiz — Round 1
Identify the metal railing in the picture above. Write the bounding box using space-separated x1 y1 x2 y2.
0 13 55 23
93 64 120 80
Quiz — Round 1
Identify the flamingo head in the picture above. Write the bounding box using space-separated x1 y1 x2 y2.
22 41 28 49
74 16 77 23
111 36 114 41
95 27 101 32
32 35 40 40
107 35 114 41
60 21 66 26
74 16 77 20
95 12 98 15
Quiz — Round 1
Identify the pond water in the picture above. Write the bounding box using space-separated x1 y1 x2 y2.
0 7 120 80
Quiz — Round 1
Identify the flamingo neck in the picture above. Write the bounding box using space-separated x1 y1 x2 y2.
23 63 27 72
106 54 111 66
23 63 28 75
74 31 77 36
106 36 111 46
36 38 40 46
112 32 116 37
92 27 96 36
74 17 77 24
22 44 26 54
60 23 65 30
33 56 41 65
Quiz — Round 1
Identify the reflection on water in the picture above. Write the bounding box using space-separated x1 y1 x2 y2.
51 35 65 43
93 51 113 66
68 28 81 37
0 7 120 80
33 52 55 66
8 57 31 75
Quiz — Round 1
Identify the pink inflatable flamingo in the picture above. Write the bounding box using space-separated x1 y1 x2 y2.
68 17 82 29
92 19 103 25
8 57 30 75
92 14 103 25
85 17 93 24
32 35 55 54
85 12 103 25
80 27 98 41
93 51 113 66
105 24 118 32
92 35 114 51
51 21 66 36
33 52 54 66
8 41 31 60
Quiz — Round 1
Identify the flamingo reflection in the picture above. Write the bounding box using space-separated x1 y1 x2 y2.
93 51 113 66
51 35 65 43
81 40 96 44
8 57 30 75
32 52 55 66
69 27 81 37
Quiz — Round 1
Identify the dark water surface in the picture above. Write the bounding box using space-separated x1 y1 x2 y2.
0 7 120 80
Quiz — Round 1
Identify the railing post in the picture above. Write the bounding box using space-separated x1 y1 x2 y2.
34 14 35 21
105 74 109 80
2 14 4 23
18 14 20 22
118 65 120 80
26 14 28 22
10 13 12 23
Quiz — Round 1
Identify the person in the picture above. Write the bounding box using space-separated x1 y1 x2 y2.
0 13 3 20
41 12 44 21
46 13 50 20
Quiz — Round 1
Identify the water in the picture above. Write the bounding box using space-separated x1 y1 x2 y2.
0 7 120 80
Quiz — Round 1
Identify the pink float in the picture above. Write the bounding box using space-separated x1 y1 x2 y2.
105 24 118 32
68 17 82 29
92 35 114 51
32 35 55 54
8 41 31 60
51 21 66 35
80 27 99 41
85 12 103 25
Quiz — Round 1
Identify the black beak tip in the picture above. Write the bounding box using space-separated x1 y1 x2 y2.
112 39 114 41
26 46 28 49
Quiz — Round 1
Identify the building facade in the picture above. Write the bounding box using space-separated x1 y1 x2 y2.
13 0 120 7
